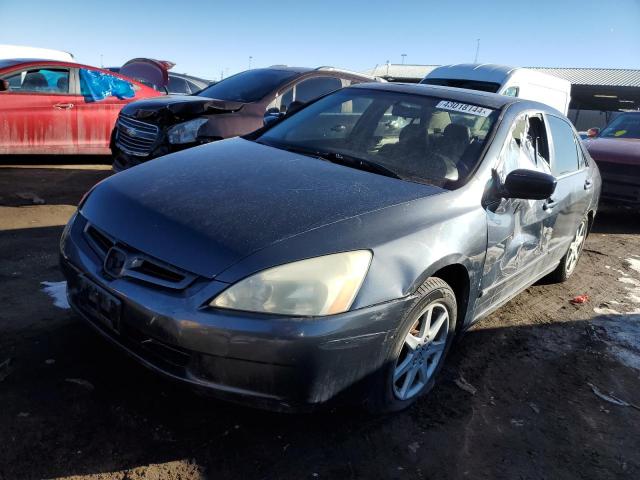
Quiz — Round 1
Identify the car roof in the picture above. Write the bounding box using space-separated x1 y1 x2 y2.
350 81 531 110
0 58 55 69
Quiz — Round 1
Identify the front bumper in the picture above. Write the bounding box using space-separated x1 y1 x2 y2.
60 216 410 411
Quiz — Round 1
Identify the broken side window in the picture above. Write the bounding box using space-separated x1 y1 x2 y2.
79 69 135 102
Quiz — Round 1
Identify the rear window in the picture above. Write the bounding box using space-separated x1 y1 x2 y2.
197 69 299 103
420 78 501 93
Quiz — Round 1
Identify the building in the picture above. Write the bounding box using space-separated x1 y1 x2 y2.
366 64 640 131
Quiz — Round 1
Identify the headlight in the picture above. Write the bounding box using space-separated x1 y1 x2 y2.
59 212 77 255
167 118 208 144
210 251 372 316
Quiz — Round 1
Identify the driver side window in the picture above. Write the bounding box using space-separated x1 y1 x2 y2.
496 113 550 182
3 67 70 94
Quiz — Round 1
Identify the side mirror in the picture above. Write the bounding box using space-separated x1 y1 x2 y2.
0 79 9 92
587 127 600 138
502 169 557 200
263 107 283 126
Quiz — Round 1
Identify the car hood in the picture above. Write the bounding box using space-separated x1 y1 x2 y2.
586 137 640 166
120 95 245 124
81 138 443 278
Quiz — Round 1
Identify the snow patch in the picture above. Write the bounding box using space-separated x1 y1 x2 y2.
618 277 640 304
41 281 70 309
627 258 640 275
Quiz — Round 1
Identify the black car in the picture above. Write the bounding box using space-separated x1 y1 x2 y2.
110 66 381 171
61 83 600 412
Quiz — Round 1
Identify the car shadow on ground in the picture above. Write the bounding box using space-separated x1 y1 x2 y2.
1 313 638 480
591 205 640 235
0 165 112 207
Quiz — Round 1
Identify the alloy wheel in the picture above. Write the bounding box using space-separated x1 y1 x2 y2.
565 219 587 275
393 302 450 401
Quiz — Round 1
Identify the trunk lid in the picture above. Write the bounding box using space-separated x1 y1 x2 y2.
120 58 173 91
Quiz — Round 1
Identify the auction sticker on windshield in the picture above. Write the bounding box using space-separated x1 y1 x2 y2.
436 100 493 117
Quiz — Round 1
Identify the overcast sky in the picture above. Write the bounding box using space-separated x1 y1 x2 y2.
1 0 639 81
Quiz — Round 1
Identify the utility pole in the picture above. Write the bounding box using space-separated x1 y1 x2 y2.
386 60 390 76
248 56 253 70
474 39 480 63
100 54 103 68
401 53 407 65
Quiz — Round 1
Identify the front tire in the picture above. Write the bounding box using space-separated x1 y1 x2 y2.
365 277 457 413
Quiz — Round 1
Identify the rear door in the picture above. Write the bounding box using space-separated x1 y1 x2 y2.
0 65 79 154
544 114 590 262
75 68 139 154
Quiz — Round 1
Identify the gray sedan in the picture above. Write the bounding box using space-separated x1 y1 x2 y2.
60 83 600 412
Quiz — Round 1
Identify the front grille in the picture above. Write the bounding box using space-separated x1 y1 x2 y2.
116 115 159 156
83 222 196 290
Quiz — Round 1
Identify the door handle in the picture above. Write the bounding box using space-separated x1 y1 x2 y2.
53 103 74 110
584 179 593 190
543 198 557 211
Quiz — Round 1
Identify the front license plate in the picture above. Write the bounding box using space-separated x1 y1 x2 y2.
76 276 121 333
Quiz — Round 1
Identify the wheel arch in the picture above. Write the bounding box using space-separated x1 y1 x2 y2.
410 258 473 334
587 209 596 235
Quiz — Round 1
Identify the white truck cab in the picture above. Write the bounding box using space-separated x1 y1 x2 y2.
420 64 571 115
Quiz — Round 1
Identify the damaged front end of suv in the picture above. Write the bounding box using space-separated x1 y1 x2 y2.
111 97 247 171
111 66 381 171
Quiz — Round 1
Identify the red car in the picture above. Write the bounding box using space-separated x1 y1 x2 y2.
0 58 166 155
585 112 640 205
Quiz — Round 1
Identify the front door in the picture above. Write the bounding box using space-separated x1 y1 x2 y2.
477 113 555 315
0 66 78 154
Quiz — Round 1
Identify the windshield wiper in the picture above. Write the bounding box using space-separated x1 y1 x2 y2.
316 151 403 180
255 141 403 180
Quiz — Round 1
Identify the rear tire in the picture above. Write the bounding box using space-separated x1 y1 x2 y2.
547 215 588 283
365 277 457 413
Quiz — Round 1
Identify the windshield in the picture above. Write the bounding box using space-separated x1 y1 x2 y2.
197 68 298 102
257 88 500 188
599 113 640 139
420 78 501 93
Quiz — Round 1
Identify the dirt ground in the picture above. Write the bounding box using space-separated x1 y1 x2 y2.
1 160 639 480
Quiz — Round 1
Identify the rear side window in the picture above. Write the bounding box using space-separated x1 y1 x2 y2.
168 76 189 94
79 69 135 102
548 115 580 176
294 77 343 103
3 68 70 93
503 86 519 97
